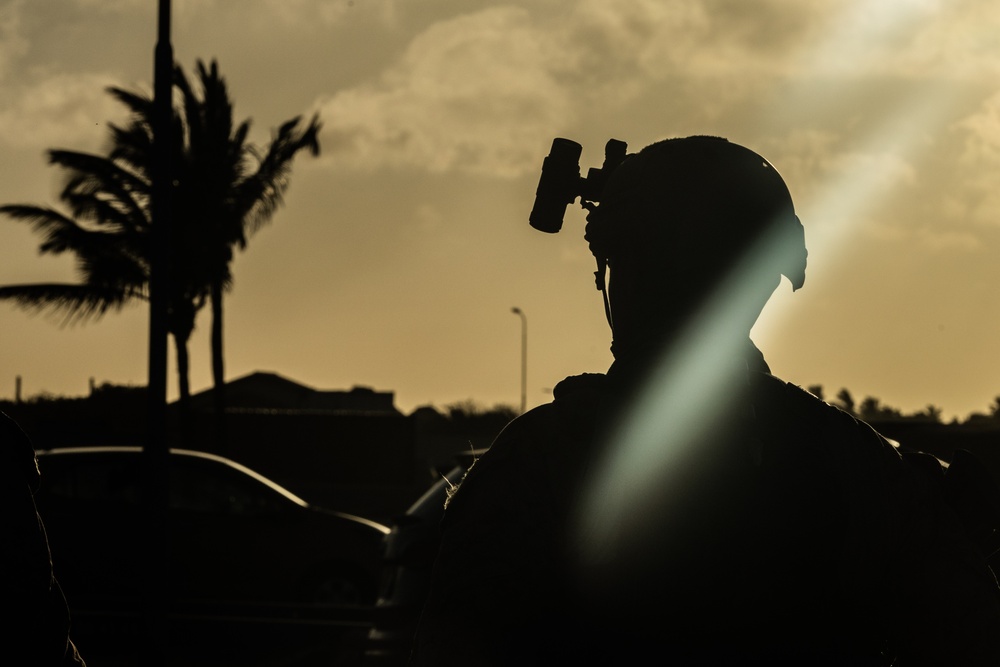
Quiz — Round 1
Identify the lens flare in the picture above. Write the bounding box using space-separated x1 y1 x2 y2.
574 219 801 565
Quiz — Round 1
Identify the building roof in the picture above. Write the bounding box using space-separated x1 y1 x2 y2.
185 371 401 415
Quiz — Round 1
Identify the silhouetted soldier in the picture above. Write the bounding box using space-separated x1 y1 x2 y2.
408 136 1000 665
1 412 86 665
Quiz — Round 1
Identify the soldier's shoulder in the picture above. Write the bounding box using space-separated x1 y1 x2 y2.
451 373 609 499
753 373 859 422
489 372 609 443
750 372 899 453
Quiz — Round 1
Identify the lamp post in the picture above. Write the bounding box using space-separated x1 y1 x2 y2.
144 1 172 662
511 307 527 414
147 0 172 457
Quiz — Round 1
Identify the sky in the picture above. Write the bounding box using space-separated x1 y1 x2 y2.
3 0 1000 421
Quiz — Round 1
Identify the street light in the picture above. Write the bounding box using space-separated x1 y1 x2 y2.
511 307 527 414
144 2 173 662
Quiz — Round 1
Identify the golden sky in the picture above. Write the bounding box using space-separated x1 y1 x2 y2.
3 0 1000 421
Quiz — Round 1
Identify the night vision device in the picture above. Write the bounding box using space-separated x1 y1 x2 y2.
528 137 628 234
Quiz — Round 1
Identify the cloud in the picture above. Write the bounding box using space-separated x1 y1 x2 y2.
313 0 798 177
802 148 918 249
901 0 1000 78
175 0 399 32
73 0 146 10
956 90 1000 163
949 91 1000 226
310 0 970 178
263 0 1000 185
0 72 125 150
762 0 1000 80
317 6 575 177
769 129 916 198
66 0 379 32
868 218 982 252
0 0 28 81
263 0 400 26
830 150 918 190
561 0 825 88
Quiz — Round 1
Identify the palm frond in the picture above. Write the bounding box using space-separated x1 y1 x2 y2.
0 204 94 254
0 282 145 326
236 113 322 238
106 86 153 118
49 149 151 231
49 149 150 192
107 121 154 171
62 190 148 233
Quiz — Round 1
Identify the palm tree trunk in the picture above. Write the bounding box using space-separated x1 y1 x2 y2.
173 331 192 445
210 281 229 456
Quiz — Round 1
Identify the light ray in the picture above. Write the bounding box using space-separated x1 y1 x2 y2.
576 220 800 564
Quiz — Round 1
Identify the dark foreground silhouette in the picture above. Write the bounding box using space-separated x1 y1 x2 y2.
409 136 1000 665
1 411 86 665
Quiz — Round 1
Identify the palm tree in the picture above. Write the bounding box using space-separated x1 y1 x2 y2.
0 84 208 409
174 60 321 443
0 59 320 431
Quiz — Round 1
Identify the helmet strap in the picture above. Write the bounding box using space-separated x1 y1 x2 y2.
596 256 614 334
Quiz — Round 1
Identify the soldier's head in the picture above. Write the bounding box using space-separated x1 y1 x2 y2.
585 135 806 361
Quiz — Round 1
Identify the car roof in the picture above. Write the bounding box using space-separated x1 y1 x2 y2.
36 445 390 534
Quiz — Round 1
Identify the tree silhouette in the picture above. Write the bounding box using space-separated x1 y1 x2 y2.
0 59 320 428
834 388 855 415
859 396 902 422
0 88 205 405
908 404 943 424
173 60 320 447
990 396 1000 419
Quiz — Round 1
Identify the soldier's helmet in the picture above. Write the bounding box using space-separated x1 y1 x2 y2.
586 135 807 298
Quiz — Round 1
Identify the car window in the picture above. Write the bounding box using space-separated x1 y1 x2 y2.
40 455 141 507
39 453 290 517
169 457 288 516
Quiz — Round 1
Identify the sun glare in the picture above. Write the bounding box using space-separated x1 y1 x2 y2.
575 221 802 563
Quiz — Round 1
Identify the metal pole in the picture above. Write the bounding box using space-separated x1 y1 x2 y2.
144 0 172 663
511 308 527 414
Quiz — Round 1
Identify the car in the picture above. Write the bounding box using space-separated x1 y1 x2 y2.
364 461 472 666
34 446 391 665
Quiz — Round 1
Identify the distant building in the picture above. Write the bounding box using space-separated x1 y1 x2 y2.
172 371 415 520
184 371 401 416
